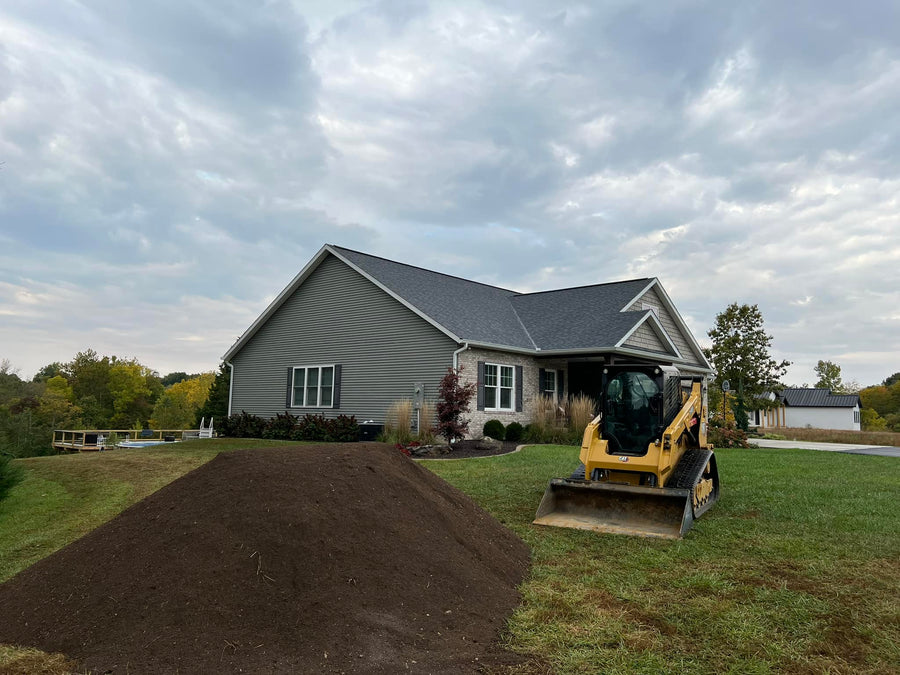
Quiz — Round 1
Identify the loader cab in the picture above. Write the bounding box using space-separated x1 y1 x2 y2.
600 365 679 456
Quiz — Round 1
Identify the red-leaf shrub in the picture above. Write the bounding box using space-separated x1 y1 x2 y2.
436 367 476 443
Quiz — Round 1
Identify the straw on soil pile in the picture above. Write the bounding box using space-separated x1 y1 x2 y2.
0 444 530 673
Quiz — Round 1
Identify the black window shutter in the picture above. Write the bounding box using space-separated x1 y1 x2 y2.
515 365 523 412
333 364 342 409
538 368 546 394
476 361 485 411
286 367 294 408
558 370 565 400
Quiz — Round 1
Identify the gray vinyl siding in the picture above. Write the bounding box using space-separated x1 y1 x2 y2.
628 287 705 367
230 254 458 423
623 322 667 352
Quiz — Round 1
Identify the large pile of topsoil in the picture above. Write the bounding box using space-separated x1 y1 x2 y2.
0 444 530 673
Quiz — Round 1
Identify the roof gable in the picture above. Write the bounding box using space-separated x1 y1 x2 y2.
620 280 711 369
509 280 653 351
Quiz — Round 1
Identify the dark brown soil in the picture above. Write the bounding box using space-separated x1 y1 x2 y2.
0 444 530 674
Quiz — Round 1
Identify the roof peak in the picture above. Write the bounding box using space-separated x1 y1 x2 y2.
329 244 518 294
330 244 651 297
513 277 654 298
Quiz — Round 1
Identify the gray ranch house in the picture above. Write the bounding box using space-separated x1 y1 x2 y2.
223 244 712 436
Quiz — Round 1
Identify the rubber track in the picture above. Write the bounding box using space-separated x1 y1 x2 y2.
668 448 719 518
568 463 587 480
668 448 712 489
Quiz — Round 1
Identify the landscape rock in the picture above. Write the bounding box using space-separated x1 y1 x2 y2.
409 444 452 457
477 436 503 451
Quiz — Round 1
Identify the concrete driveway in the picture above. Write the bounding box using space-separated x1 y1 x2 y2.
749 438 900 458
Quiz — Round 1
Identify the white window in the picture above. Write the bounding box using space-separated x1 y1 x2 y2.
853 410 860 424
484 363 514 411
541 370 556 397
291 365 335 407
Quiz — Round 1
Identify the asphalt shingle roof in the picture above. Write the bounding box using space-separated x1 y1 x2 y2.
333 246 533 348
779 388 861 408
332 246 657 352
510 282 652 350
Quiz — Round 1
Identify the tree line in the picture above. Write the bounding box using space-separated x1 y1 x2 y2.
0 351 230 457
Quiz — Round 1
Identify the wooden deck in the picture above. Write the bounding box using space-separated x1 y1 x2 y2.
52 429 189 452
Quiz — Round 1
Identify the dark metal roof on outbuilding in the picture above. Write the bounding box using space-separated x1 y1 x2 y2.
779 388 861 408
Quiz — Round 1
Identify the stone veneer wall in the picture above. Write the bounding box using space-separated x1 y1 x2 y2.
456 346 568 438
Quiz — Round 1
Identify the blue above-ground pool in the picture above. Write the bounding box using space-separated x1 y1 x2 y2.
119 440 177 448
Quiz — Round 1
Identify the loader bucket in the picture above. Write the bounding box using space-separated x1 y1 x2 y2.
533 479 694 539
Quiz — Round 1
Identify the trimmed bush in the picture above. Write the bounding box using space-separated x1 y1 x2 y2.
293 414 333 441
220 411 267 438
220 411 359 442
505 421 524 442
263 412 298 440
708 421 750 448
482 419 506 440
331 415 361 442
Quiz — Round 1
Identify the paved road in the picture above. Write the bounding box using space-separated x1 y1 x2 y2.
749 438 900 458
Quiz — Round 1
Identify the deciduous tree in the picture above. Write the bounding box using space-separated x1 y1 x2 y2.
32 362 65 382
704 303 790 405
65 350 114 426
814 360 843 392
107 360 162 428
150 373 214 429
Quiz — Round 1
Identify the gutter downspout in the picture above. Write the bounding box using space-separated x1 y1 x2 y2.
452 342 470 371
225 361 235 417
449 342 470 445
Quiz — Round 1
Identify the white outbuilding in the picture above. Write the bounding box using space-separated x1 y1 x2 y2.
753 388 862 431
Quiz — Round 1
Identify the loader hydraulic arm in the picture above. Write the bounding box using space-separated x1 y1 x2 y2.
661 381 704 451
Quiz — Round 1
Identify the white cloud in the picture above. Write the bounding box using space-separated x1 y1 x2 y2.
0 0 898 388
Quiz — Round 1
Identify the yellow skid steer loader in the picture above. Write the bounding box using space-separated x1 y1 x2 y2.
533 365 720 539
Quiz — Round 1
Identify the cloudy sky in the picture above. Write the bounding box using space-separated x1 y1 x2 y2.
1 0 898 387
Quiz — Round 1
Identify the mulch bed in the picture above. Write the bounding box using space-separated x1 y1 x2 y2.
0 444 530 673
436 440 522 459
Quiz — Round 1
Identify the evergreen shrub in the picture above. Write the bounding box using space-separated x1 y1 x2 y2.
482 419 505 440
504 421 524 442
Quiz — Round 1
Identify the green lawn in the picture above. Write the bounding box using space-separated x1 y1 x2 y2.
1 442 898 674
424 445 900 674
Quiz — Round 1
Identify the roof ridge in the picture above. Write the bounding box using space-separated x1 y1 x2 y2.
512 277 653 298
509 303 538 350
330 244 518 294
